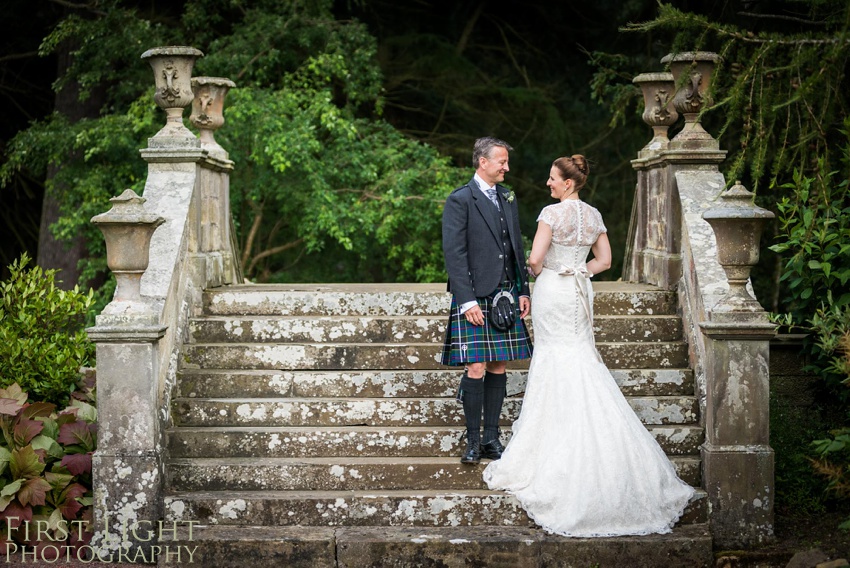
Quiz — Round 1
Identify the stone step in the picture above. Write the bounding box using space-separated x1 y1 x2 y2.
176 368 695 398
166 424 704 459
189 314 682 344
203 283 676 317
173 396 698 427
162 524 713 568
165 455 702 492
182 341 689 370
163 489 708 527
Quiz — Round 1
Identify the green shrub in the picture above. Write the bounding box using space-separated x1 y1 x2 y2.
0 382 96 555
812 426 850 529
0 253 95 406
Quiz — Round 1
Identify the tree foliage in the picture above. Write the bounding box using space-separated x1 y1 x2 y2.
0 254 95 406
1 0 465 285
623 2 850 192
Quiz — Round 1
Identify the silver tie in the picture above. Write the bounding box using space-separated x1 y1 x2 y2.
484 188 500 209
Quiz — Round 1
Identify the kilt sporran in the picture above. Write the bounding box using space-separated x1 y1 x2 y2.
441 283 532 366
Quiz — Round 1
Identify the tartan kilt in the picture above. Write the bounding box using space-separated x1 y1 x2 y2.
441 284 533 366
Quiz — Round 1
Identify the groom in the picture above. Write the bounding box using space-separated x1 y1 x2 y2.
441 136 532 465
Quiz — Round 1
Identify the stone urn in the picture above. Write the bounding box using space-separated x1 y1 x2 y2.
633 72 679 157
702 181 775 313
662 51 720 149
91 189 165 303
141 46 204 145
190 77 236 152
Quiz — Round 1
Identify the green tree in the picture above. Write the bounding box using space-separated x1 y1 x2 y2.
0 0 465 286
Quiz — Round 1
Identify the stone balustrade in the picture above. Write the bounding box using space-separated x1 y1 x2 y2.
86 45 241 555
626 52 776 548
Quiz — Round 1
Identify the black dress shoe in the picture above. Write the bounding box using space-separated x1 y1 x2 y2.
480 439 505 460
460 442 481 464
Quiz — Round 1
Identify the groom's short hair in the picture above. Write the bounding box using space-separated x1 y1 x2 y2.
473 137 513 169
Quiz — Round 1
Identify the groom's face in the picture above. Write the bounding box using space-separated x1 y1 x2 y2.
478 146 510 186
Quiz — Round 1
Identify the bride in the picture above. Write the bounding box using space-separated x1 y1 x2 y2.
482 154 695 537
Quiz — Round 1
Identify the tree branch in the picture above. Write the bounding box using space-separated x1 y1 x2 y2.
455 1 484 56
737 11 828 26
0 52 39 63
247 238 304 274
241 207 263 268
495 22 530 88
47 0 107 16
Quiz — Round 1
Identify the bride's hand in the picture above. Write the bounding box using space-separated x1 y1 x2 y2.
520 296 531 319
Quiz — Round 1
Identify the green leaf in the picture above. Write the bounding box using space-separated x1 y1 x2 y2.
0 447 11 476
9 446 45 480
30 435 64 461
1 479 22 498
44 471 73 493
69 400 97 423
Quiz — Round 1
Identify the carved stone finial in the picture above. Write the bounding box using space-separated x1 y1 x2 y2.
141 46 204 147
662 51 721 150
702 180 775 314
91 189 165 304
633 72 679 157
190 77 236 155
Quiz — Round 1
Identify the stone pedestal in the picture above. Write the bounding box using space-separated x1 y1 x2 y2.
88 319 167 555
699 181 776 547
700 316 776 547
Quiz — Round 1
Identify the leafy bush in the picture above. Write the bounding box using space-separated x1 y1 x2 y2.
0 253 95 406
0 382 96 556
811 427 850 529
769 168 850 393
770 168 850 528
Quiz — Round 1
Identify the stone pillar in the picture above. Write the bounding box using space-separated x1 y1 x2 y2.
628 54 726 289
87 190 167 554
190 77 238 284
700 181 777 548
626 73 678 282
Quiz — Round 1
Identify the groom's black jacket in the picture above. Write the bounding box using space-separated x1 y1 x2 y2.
442 177 530 306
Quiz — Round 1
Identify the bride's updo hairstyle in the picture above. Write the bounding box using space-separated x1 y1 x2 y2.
553 155 589 191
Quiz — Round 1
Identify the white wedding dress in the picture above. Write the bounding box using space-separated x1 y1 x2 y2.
483 199 695 537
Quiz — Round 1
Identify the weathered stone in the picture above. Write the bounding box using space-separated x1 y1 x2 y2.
162 282 707 559
786 549 831 568
175 368 694 399
182 341 689 370
335 525 712 568
537 524 713 567
172 395 697 427
166 425 704 459
162 525 336 568
163 489 707 527
203 283 677 317
159 524 712 568
189 313 682 344
337 526 543 568
166 455 700 492
816 560 850 568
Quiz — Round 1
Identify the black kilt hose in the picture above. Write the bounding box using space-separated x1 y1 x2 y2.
441 283 532 366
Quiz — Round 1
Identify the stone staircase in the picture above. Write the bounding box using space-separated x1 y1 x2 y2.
162 283 713 567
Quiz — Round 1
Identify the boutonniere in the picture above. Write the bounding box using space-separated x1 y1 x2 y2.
503 190 515 203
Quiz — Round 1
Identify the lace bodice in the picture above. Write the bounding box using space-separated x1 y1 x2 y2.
537 200 606 273
537 200 606 246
